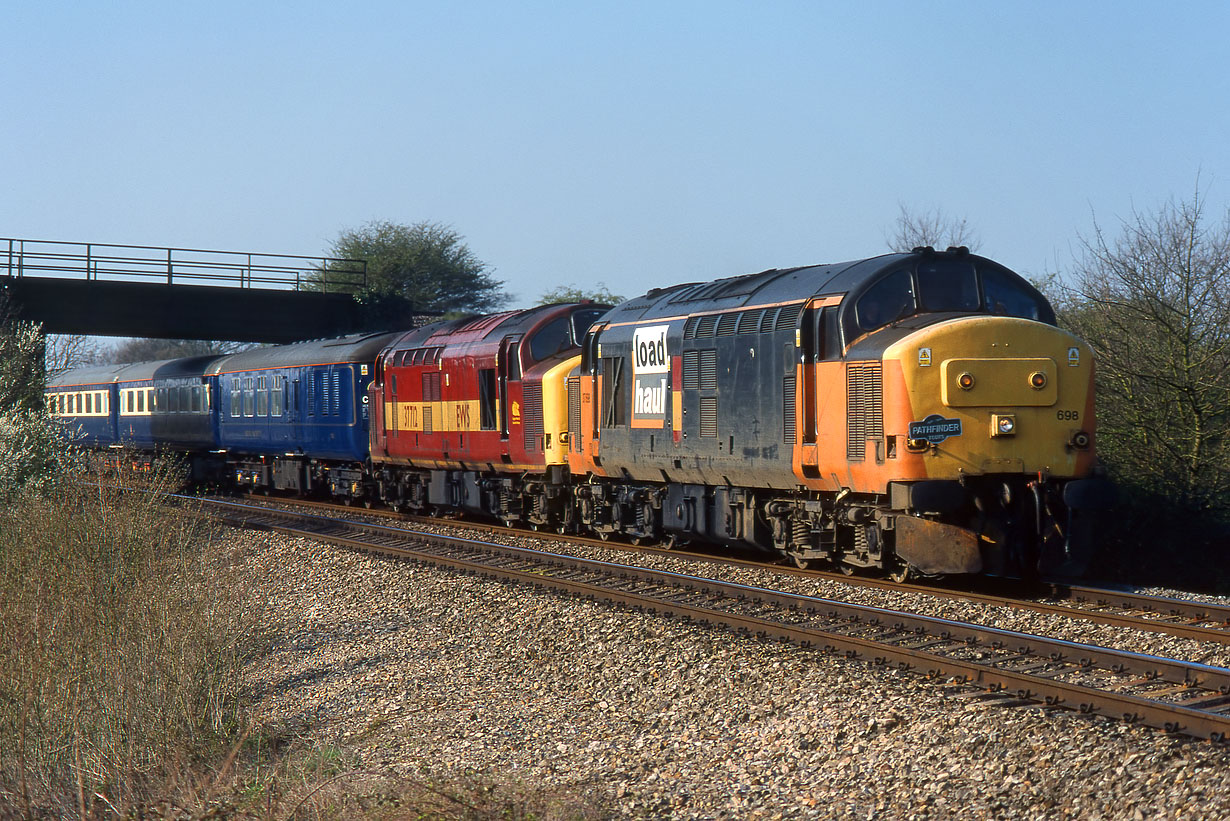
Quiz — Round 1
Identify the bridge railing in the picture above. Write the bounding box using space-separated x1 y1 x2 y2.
1 237 366 293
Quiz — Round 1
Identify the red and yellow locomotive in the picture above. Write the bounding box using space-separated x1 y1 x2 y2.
369 303 608 526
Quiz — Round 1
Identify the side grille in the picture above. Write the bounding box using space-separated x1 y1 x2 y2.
716 312 739 336
775 302 803 331
699 349 718 391
699 396 718 438
423 406 433 436
783 374 796 445
737 309 763 335
567 377 581 453
760 308 780 334
422 372 441 401
523 383 544 451
682 350 699 390
846 361 884 460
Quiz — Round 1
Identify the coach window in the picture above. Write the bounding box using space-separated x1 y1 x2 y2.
257 376 268 416
272 375 284 417
191 385 202 413
230 378 241 417
244 377 255 417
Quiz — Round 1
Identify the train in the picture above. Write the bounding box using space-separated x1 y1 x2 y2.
47 247 1113 579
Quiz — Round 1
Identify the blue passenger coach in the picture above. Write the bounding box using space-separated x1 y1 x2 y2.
46 364 125 447
206 332 401 493
113 356 223 452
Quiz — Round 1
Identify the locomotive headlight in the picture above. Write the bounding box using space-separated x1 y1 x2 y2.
1030 371 1047 389
991 413 1016 437
1070 430 1091 449
957 372 975 390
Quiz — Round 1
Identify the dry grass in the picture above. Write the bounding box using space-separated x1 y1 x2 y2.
0 462 607 820
0 461 261 817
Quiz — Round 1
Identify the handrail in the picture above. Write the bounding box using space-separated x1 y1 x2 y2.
1 237 366 293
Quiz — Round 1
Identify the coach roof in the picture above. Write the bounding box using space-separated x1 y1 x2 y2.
206 332 402 374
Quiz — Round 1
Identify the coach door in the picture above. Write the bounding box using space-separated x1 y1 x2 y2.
498 336 522 443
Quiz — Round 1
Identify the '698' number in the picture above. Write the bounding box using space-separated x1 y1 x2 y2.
1056 410 1079 421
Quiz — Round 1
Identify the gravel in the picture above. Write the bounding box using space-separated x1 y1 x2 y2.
231 522 1230 819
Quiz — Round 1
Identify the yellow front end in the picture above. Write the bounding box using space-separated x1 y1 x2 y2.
540 355 581 468
884 317 1097 481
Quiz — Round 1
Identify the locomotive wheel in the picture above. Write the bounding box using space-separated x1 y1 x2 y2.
888 561 913 584
363 499 373 509
838 562 857 576
790 554 811 570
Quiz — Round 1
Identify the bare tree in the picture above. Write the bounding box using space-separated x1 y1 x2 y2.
44 334 105 375
108 338 252 364
887 204 980 253
1057 184 1230 520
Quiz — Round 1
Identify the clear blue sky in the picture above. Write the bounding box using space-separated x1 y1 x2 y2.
3 1 1228 309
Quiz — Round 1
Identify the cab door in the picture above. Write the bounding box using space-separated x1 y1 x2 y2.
370 354 388 457
498 336 522 442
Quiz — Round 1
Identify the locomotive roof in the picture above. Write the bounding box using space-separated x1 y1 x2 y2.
386 303 595 351
601 253 912 322
205 331 403 374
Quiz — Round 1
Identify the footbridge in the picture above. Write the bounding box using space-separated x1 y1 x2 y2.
1 237 418 344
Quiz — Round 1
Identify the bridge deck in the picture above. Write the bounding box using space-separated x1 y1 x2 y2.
0 238 415 343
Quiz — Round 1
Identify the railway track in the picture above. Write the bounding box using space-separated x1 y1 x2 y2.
243 494 1230 647
206 495 1230 742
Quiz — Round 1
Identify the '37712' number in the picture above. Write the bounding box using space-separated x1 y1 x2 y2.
1057 410 1079 421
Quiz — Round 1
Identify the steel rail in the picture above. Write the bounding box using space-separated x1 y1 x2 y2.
199 496 1230 742
240 493 1230 646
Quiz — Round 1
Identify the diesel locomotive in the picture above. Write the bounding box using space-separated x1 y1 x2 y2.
47 247 1111 579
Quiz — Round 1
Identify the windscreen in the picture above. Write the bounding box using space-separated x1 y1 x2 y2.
850 259 1053 337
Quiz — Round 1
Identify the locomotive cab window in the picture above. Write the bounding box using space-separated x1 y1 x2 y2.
529 316 573 362
917 259 979 312
855 268 916 333
982 265 1049 321
571 308 607 344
